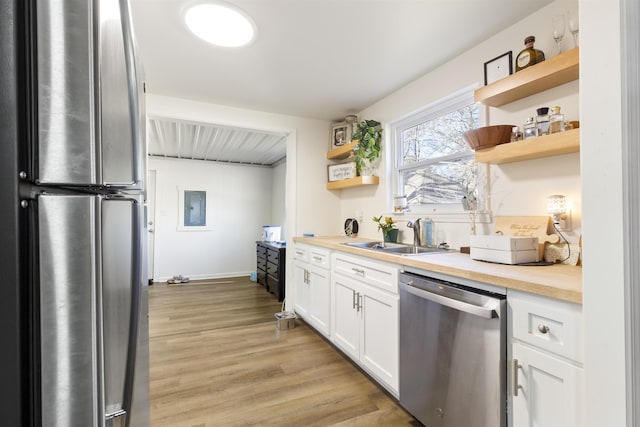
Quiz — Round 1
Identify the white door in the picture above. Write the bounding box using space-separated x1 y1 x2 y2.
512 343 584 427
360 286 399 392
331 276 360 360
293 261 310 318
146 170 156 283
308 264 330 336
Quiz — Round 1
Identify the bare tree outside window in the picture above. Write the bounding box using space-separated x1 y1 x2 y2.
397 102 479 206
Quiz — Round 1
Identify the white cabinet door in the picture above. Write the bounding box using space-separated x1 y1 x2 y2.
308 264 331 336
360 285 399 392
512 343 583 427
293 260 310 318
331 275 360 360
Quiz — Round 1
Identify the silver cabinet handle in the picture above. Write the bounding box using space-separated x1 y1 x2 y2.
357 293 363 312
537 324 550 334
296 250 304 256
312 256 322 262
352 290 357 309
513 359 522 396
351 267 365 275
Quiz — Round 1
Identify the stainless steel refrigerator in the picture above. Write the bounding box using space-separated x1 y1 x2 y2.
0 0 150 426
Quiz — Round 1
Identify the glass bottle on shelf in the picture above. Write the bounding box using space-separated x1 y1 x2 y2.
511 126 523 142
536 107 550 136
549 106 566 133
523 117 537 140
515 36 546 72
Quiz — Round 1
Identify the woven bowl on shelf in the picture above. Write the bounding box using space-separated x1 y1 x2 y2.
463 125 515 151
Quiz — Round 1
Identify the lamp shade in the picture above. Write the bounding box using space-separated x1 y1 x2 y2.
547 194 566 215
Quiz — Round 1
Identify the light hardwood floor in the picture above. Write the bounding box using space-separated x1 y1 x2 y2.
149 277 418 427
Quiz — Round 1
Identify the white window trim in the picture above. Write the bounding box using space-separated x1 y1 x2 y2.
387 84 491 223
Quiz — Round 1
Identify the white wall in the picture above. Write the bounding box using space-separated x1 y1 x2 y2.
271 161 287 234
149 157 273 280
341 0 580 249
580 0 628 423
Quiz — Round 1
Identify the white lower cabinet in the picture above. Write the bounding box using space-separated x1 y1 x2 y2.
293 244 331 336
509 290 584 427
512 342 583 426
331 252 399 395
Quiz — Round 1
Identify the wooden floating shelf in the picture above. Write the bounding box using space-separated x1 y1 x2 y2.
327 141 357 160
326 176 379 190
475 47 579 107
475 128 580 164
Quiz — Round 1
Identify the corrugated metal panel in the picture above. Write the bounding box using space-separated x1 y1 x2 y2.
147 117 287 166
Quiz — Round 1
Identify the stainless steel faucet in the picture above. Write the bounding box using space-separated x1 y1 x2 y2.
407 218 422 248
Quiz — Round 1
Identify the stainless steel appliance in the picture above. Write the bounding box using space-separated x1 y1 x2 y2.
0 0 149 425
399 269 506 427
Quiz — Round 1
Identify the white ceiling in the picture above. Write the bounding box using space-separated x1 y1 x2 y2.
131 0 552 164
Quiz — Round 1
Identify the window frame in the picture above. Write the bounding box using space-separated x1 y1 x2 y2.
390 84 486 218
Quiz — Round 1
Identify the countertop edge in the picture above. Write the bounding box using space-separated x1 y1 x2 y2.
293 236 582 304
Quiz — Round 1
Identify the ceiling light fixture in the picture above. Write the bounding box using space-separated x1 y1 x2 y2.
184 2 256 47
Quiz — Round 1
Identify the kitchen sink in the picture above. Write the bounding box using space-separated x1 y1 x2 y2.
381 246 451 255
342 241 452 256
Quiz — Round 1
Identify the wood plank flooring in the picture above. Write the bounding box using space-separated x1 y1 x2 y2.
149 277 418 427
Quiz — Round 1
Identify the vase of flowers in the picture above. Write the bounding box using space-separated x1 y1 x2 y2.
373 215 398 243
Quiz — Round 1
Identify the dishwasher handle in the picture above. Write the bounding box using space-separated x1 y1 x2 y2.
400 280 500 319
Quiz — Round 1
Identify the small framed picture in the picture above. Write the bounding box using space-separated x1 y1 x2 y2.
484 51 513 85
328 162 357 182
330 122 352 149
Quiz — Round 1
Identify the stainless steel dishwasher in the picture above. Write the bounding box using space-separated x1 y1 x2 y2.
399 269 507 427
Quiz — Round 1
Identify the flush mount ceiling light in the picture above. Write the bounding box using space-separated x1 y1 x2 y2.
184 2 256 47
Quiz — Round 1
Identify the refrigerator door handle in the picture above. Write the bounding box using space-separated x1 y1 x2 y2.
118 0 145 189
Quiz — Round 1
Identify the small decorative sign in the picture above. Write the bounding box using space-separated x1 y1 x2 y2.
484 51 513 85
328 162 357 182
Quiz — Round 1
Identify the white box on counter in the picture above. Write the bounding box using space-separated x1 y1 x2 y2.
470 247 538 264
469 235 539 251
469 235 539 264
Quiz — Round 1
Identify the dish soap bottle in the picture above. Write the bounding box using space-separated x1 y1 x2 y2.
516 36 546 72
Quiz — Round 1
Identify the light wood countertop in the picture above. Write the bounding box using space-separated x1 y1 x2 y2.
292 236 582 304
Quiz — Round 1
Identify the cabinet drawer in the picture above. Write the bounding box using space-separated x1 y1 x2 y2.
267 262 278 276
256 244 267 258
267 249 280 264
308 246 331 269
509 290 583 363
332 252 398 294
257 257 266 271
294 244 309 262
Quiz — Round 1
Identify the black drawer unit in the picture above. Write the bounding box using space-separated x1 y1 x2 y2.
256 241 286 302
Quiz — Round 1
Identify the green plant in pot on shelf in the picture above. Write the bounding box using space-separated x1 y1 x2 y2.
352 119 382 175
373 215 398 243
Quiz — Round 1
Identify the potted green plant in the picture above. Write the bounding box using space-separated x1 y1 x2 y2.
352 119 382 175
373 215 398 243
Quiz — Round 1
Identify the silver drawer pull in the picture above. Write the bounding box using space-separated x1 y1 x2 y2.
537 324 550 334
351 267 365 275
312 256 322 262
